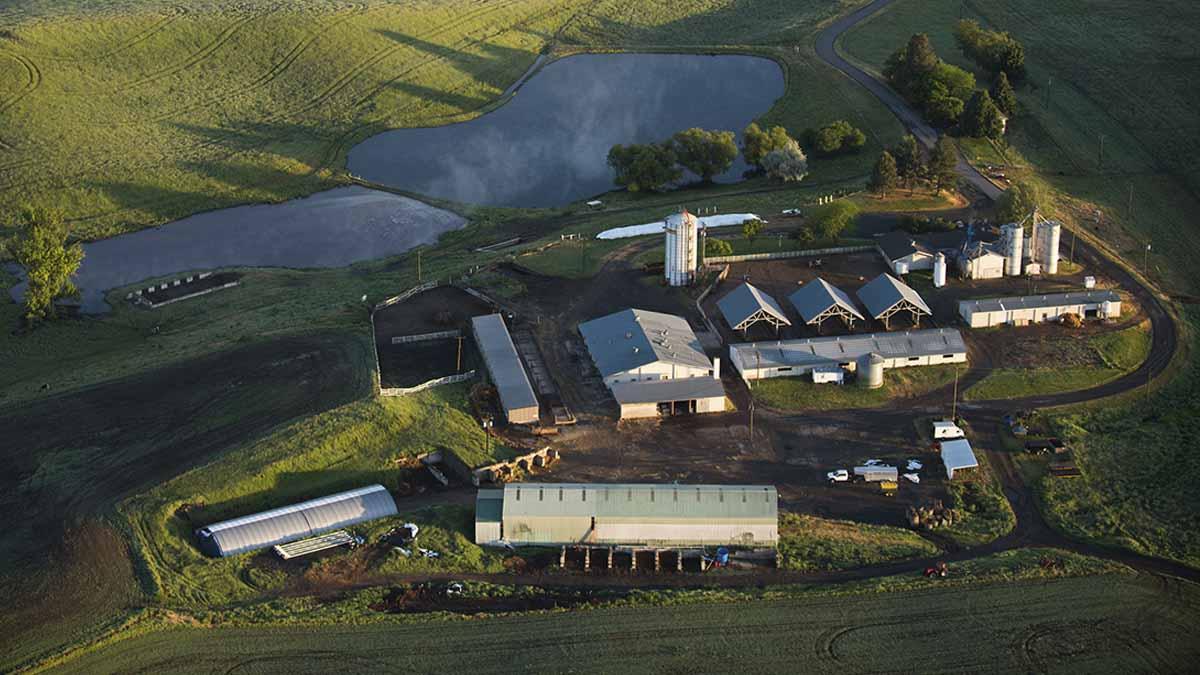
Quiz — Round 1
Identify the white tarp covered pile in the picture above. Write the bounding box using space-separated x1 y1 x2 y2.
596 213 762 240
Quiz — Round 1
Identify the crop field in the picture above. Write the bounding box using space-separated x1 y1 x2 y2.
49 572 1200 673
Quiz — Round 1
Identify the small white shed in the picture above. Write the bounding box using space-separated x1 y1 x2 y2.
932 420 964 439
811 366 845 385
941 439 979 479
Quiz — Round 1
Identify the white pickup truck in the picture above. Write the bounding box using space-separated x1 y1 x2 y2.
827 469 850 483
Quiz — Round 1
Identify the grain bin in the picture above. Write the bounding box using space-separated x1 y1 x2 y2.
933 252 947 288
1000 223 1023 277
857 352 885 389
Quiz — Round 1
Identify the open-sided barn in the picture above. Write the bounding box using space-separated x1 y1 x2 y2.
728 328 966 380
194 485 398 558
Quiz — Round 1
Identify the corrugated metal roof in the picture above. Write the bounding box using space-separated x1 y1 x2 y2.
471 314 538 416
941 439 978 476
716 283 792 330
609 377 725 404
475 489 503 525
195 485 397 557
959 290 1120 314
789 278 865 323
578 309 711 377
500 483 777 521
857 273 932 318
730 328 966 370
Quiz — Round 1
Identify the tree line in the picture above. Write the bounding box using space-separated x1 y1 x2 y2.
607 119 866 193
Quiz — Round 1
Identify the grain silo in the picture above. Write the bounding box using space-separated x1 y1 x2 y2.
1035 218 1062 274
933 252 947 288
1000 223 1023 276
857 352 885 389
664 209 700 286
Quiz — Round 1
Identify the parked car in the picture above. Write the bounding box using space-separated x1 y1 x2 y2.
827 469 850 484
782 208 803 216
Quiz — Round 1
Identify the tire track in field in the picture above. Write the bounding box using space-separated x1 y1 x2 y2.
142 4 372 124
26 5 189 62
0 51 42 150
111 10 267 91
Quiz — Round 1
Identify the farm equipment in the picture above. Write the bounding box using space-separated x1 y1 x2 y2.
879 480 898 497
923 561 949 578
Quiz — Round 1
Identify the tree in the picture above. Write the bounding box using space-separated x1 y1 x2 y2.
892 134 924 191
995 179 1042 223
704 237 733 257
761 140 809 182
927 136 958 194
741 218 764 241
742 123 792 169
961 90 1005 140
954 19 1025 79
607 143 680 192
7 206 84 323
884 33 939 98
672 128 738 182
807 120 867 156
806 200 860 241
991 70 1017 117
924 91 965 128
869 150 899 196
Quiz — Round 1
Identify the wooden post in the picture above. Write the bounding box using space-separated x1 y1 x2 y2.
654 549 661 571
584 547 591 570
559 545 566 568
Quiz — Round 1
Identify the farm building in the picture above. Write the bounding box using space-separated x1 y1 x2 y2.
957 241 1008 280
717 282 791 334
728 328 966 381
876 230 966 276
471 313 539 424
958 290 1122 328
940 439 979 479
474 483 778 547
789 277 865 330
194 485 398 558
579 309 724 419
857 273 931 329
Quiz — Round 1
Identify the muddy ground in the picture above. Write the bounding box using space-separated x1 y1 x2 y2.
373 286 493 387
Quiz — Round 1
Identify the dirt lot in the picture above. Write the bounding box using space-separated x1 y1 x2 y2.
373 286 493 388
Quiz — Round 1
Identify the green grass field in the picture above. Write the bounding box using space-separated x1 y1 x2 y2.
47 570 1200 674
777 513 937 571
966 321 1152 400
751 364 957 411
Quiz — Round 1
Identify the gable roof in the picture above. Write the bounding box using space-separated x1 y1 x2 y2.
857 273 932 318
959 290 1121 314
609 376 726 404
500 483 777 521
717 283 791 330
730 328 966 371
878 230 967 262
578 308 711 377
472 314 539 415
877 231 926 261
789 278 865 324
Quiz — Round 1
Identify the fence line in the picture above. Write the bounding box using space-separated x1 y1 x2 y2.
705 244 873 264
391 329 460 345
380 370 475 397
694 264 730 337
374 280 439 311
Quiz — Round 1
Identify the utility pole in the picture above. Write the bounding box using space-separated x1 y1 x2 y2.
1127 182 1135 221
1069 225 1077 266
417 248 423 282
1045 77 1052 108
951 367 959 422
1097 134 1105 169
748 399 755 441
455 335 464 372
1144 242 1151 277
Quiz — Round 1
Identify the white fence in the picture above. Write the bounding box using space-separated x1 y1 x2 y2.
705 244 873 264
374 280 439 311
380 370 476 397
391 329 460 345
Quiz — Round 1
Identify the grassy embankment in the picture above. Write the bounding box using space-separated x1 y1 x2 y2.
841 0 1200 567
777 513 937 571
751 364 958 411
51 553 1192 675
966 320 1152 400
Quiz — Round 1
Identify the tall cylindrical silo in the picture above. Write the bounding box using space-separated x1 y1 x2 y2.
1041 220 1061 274
664 209 698 286
1000 223 1023 276
857 352 885 389
933 252 947 288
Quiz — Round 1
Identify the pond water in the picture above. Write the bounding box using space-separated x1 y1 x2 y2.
7 186 465 313
347 53 785 207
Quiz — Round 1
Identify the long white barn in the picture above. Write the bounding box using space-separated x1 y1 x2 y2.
958 290 1121 328
729 328 967 381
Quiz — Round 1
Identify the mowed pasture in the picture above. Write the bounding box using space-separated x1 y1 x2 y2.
49 574 1200 674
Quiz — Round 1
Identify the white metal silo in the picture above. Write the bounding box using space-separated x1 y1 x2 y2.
1036 219 1062 274
933 252 947 288
664 209 699 286
1000 223 1023 277
857 352 885 389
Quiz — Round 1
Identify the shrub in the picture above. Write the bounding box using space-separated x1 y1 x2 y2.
761 140 808 182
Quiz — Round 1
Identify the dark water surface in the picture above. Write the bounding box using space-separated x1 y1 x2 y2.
8 187 465 313
347 53 785 207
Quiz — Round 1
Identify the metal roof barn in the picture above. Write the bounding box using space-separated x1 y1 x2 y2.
578 308 712 381
479 483 778 547
857 273 932 329
471 313 539 424
789 278 865 330
729 328 966 380
941 439 979 479
608 377 726 419
717 282 791 332
958 290 1121 328
194 485 397 557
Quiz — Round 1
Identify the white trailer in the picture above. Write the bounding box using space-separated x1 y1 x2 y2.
853 465 899 483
